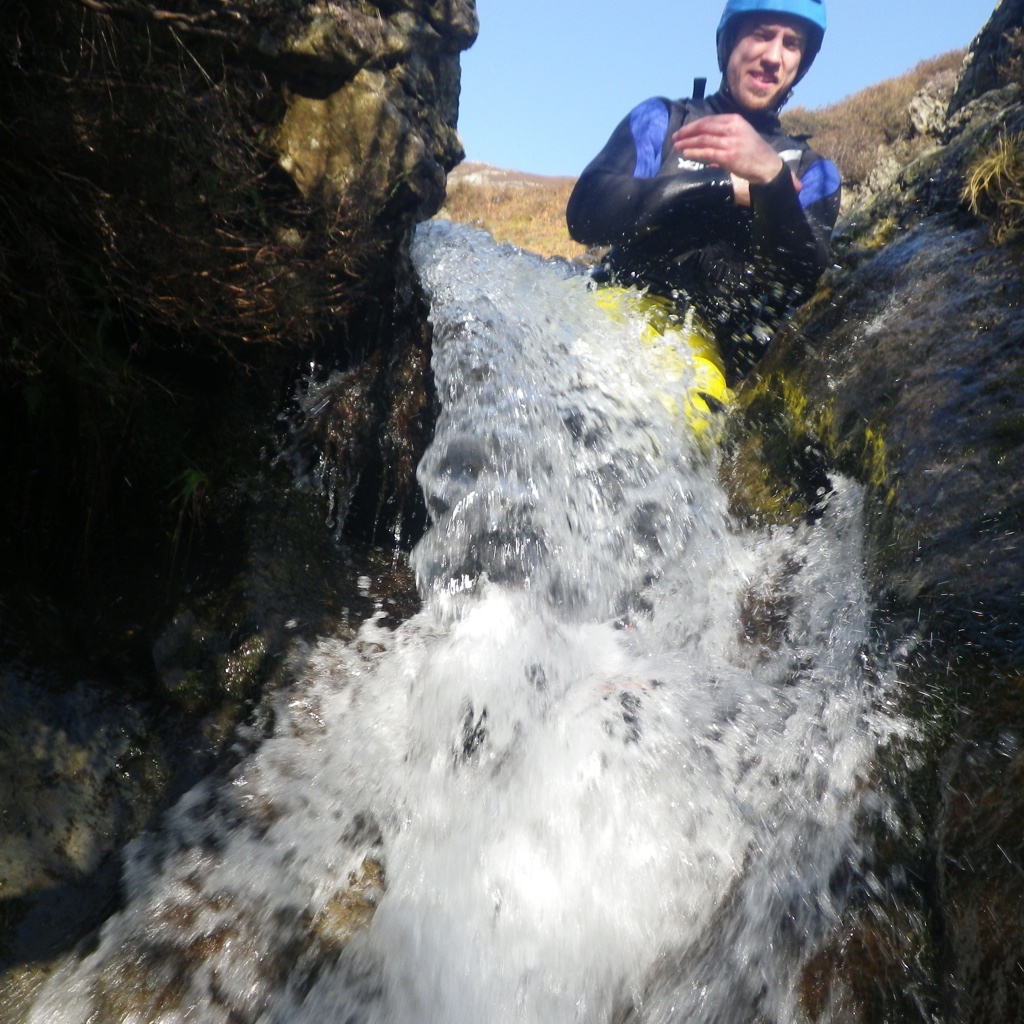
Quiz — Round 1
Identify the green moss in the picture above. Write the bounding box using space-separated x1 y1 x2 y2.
219 634 268 700
722 370 896 526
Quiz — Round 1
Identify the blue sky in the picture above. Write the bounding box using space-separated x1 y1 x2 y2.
457 0 1001 177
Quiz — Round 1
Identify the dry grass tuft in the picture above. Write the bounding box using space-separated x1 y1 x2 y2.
962 132 1024 244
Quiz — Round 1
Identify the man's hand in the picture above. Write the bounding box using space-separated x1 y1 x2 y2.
673 114 800 206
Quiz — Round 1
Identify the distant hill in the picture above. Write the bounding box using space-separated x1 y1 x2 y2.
447 162 577 190
441 162 588 261
440 49 968 260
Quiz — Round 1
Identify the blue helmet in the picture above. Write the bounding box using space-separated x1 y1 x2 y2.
716 0 826 84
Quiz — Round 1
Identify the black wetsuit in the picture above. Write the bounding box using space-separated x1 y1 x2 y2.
566 89 841 381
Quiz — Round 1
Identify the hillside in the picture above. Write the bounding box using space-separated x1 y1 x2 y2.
439 49 968 260
442 161 589 260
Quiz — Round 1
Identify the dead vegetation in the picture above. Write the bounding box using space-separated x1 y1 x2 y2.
440 174 589 260
963 131 1024 243
781 51 966 185
959 29 1024 245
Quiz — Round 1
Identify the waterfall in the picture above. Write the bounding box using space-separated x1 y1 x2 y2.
25 220 913 1024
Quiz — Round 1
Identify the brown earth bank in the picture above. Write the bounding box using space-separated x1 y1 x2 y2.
442 161 590 260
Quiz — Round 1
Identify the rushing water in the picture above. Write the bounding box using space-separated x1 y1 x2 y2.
25 221 912 1024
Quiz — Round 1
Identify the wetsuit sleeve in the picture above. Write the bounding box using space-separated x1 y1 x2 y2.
717 154 841 380
748 155 841 293
566 98 734 247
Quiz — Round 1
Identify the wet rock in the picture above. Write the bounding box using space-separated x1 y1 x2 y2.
263 1 474 219
798 906 936 1023
313 858 387 948
0 0 473 591
934 670 1024 1023
728 95 1024 664
0 0 448 992
257 1 477 75
720 7 1024 1018
0 669 160 972
276 50 465 219
0 674 146 899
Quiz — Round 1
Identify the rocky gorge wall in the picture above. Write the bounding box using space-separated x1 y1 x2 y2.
1 0 476 571
0 0 475 996
721 1 1024 1016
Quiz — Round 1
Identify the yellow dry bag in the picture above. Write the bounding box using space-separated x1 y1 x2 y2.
593 287 731 441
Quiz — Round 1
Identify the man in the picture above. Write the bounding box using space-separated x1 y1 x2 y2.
566 0 841 383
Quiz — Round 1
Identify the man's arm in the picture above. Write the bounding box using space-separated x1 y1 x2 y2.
674 113 840 293
566 99 734 247
673 113 788 192
749 156 840 292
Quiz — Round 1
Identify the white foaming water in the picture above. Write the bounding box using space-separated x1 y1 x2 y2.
27 221 911 1024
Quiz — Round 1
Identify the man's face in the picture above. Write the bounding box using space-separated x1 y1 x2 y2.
725 14 807 112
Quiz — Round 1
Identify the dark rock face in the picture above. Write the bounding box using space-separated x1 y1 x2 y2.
950 0 1024 108
0 0 477 570
265 0 474 217
747 208 1024 663
0 0 472 987
733 45 1024 664
721 3 1024 1017
935 670 1024 1024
